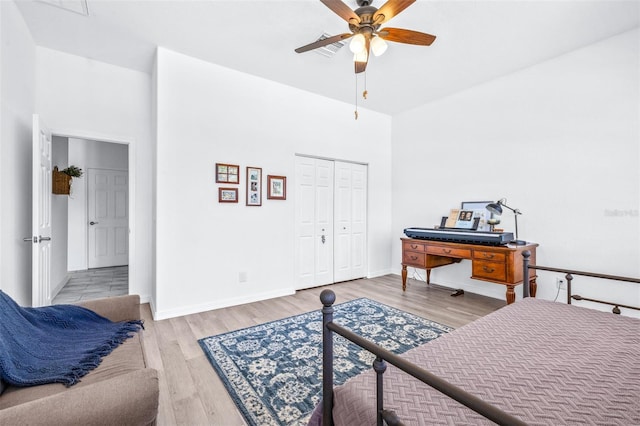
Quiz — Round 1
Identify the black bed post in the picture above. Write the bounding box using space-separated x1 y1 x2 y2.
373 357 387 426
320 289 336 426
522 250 531 298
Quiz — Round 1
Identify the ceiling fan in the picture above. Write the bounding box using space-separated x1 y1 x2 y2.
294 0 436 74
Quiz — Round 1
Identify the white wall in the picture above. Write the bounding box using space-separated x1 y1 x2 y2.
392 29 640 312
51 136 69 296
150 61 158 308
154 48 393 319
0 1 36 305
67 138 128 271
35 47 153 302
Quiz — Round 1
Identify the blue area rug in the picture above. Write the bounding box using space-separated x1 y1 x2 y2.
198 298 452 426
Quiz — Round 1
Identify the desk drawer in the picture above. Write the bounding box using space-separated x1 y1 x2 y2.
403 251 426 267
473 250 507 262
472 261 507 282
403 241 426 252
426 245 471 259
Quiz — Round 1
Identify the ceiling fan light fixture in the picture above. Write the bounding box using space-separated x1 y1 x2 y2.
370 36 388 56
293 0 438 119
349 33 366 54
353 49 368 63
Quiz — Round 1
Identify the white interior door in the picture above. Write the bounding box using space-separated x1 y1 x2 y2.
349 163 367 279
294 156 334 289
334 162 367 282
87 169 129 268
334 162 352 282
295 157 315 288
314 160 334 286
30 114 52 307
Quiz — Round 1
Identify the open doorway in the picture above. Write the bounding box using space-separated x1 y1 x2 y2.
50 136 129 303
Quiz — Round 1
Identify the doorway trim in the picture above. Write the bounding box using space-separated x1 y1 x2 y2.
49 127 135 297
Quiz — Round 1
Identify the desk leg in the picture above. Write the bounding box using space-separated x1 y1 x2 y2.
401 265 407 291
426 269 431 285
506 285 516 305
530 278 537 298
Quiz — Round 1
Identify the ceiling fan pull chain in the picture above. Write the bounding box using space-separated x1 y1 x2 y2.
354 74 359 120
363 72 368 100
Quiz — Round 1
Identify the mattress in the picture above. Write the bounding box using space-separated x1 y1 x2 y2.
311 298 640 425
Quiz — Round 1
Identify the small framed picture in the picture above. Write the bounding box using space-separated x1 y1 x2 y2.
461 201 494 232
246 167 262 206
218 187 238 203
267 175 286 200
216 163 239 184
454 210 475 229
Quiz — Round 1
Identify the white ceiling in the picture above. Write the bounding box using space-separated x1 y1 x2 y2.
16 0 640 115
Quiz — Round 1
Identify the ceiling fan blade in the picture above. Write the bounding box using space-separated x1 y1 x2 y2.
373 0 416 25
354 37 370 74
378 27 436 46
294 33 353 53
320 0 360 24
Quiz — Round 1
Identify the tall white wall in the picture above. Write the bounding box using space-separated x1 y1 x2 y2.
0 1 36 305
67 138 128 271
392 29 640 311
154 48 393 319
35 47 153 302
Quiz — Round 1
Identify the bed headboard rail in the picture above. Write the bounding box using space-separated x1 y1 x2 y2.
320 290 527 426
522 250 640 313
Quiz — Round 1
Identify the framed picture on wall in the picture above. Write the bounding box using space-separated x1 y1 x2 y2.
218 188 238 203
215 163 239 184
267 175 286 200
246 167 262 206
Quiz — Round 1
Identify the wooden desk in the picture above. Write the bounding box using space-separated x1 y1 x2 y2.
401 238 538 304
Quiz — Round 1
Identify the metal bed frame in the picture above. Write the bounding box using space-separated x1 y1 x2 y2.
320 250 640 426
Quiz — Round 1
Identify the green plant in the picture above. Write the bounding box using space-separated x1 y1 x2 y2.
61 165 83 178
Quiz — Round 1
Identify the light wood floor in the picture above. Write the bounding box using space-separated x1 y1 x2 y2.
140 274 506 426
53 266 128 304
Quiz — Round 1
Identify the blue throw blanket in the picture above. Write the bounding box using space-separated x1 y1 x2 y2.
0 290 143 387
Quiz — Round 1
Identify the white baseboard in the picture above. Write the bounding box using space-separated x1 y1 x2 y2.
51 274 70 300
368 268 394 278
150 288 296 321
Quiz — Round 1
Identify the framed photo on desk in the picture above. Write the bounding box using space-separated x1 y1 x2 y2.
455 210 475 229
461 201 494 232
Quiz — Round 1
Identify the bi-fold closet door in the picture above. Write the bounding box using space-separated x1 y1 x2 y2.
294 156 367 290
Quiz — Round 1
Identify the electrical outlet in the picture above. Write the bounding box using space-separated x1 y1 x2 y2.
239 272 248 283
556 277 566 290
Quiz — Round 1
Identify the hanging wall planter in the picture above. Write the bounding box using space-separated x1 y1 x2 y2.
52 165 83 195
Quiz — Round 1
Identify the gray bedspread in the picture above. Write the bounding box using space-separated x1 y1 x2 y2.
313 298 640 425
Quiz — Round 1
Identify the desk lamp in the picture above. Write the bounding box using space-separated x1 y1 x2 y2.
486 198 526 245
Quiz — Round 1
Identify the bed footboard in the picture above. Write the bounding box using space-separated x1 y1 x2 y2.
320 290 527 426
320 260 639 425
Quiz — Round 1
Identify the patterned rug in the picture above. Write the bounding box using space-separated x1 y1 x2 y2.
198 297 452 426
